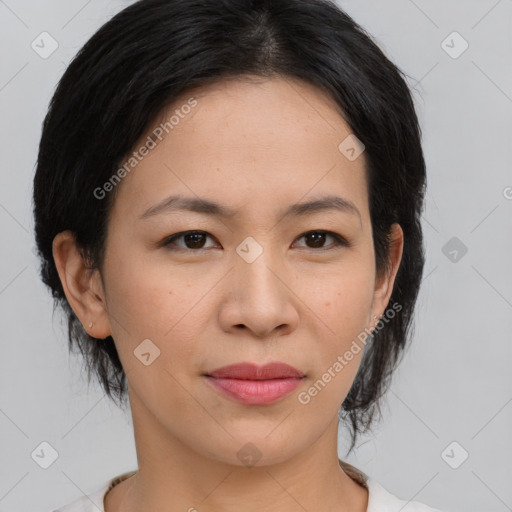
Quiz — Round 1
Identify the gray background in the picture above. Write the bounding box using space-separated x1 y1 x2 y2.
0 1 511 511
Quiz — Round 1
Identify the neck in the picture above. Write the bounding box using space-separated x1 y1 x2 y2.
105 393 368 512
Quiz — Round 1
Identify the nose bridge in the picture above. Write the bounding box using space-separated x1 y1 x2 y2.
235 236 285 305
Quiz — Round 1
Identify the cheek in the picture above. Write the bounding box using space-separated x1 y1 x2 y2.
104 250 198 335
103 253 213 380
302 260 374 382
301 285 369 415
306 259 375 328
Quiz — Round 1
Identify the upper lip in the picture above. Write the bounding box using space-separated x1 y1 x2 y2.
205 362 305 380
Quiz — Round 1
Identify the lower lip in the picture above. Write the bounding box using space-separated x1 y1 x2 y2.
204 376 304 405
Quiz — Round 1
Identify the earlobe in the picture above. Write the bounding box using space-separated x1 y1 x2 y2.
52 230 111 339
372 223 404 316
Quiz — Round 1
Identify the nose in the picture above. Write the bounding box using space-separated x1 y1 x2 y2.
218 246 300 339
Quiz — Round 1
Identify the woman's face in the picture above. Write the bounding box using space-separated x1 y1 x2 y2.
77 76 402 466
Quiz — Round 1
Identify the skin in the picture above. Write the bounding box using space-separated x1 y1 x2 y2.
53 75 403 512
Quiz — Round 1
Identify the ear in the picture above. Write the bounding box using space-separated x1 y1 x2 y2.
371 223 404 321
52 230 111 339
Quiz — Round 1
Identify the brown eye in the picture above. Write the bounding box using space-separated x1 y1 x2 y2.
293 231 350 250
162 229 350 252
163 231 216 250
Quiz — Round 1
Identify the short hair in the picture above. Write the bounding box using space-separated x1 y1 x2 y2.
33 0 426 453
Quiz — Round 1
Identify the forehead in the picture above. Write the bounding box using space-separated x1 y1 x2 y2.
110 75 369 223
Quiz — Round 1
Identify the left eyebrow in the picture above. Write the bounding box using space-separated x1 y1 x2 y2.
139 194 362 225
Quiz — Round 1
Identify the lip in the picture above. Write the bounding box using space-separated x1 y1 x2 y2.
204 362 305 405
207 362 305 380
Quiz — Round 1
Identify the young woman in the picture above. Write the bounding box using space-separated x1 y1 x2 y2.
33 0 444 510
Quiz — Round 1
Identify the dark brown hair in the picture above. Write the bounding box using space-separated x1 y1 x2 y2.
33 0 426 454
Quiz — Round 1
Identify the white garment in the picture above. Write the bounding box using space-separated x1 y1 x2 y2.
52 469 444 512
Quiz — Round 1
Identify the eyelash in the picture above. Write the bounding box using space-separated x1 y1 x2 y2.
161 230 351 252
